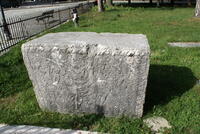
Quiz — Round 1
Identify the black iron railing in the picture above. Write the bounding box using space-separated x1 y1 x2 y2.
0 2 94 53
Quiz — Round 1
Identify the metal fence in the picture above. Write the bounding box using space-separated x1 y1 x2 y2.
0 2 94 53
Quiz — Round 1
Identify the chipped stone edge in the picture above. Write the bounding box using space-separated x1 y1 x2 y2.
135 36 150 117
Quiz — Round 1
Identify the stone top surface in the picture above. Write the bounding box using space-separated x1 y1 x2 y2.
24 32 149 53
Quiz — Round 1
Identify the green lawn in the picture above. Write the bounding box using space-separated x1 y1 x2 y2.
1 6 200 134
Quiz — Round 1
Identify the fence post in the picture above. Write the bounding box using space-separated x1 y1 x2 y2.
0 1 12 40
44 19 47 29
58 10 61 24
19 17 26 39
68 8 71 20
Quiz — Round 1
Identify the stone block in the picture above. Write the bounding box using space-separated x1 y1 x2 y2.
22 32 150 117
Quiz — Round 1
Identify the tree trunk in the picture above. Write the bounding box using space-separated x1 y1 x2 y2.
106 0 113 6
98 0 104 12
156 0 160 7
195 0 200 17
187 0 192 6
150 0 152 5
170 0 174 6
128 0 131 5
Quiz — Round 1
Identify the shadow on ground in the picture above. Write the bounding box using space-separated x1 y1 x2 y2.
27 114 104 130
144 64 197 114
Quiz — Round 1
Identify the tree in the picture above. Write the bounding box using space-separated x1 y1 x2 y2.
170 0 174 6
149 0 152 5
98 0 104 12
128 0 131 5
195 0 200 17
187 0 192 7
106 0 113 6
156 0 160 7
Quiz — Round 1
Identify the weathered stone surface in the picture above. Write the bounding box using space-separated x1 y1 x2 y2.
22 32 150 117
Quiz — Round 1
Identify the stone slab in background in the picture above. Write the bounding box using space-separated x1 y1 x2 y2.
168 42 200 47
22 32 150 117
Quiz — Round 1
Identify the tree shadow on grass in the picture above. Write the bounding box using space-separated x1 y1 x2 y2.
144 64 197 114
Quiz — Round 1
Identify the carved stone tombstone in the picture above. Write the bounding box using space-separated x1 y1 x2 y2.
22 32 150 117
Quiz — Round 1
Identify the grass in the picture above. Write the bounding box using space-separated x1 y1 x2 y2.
1 6 200 134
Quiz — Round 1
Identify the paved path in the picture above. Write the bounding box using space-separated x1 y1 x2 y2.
0 124 100 134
